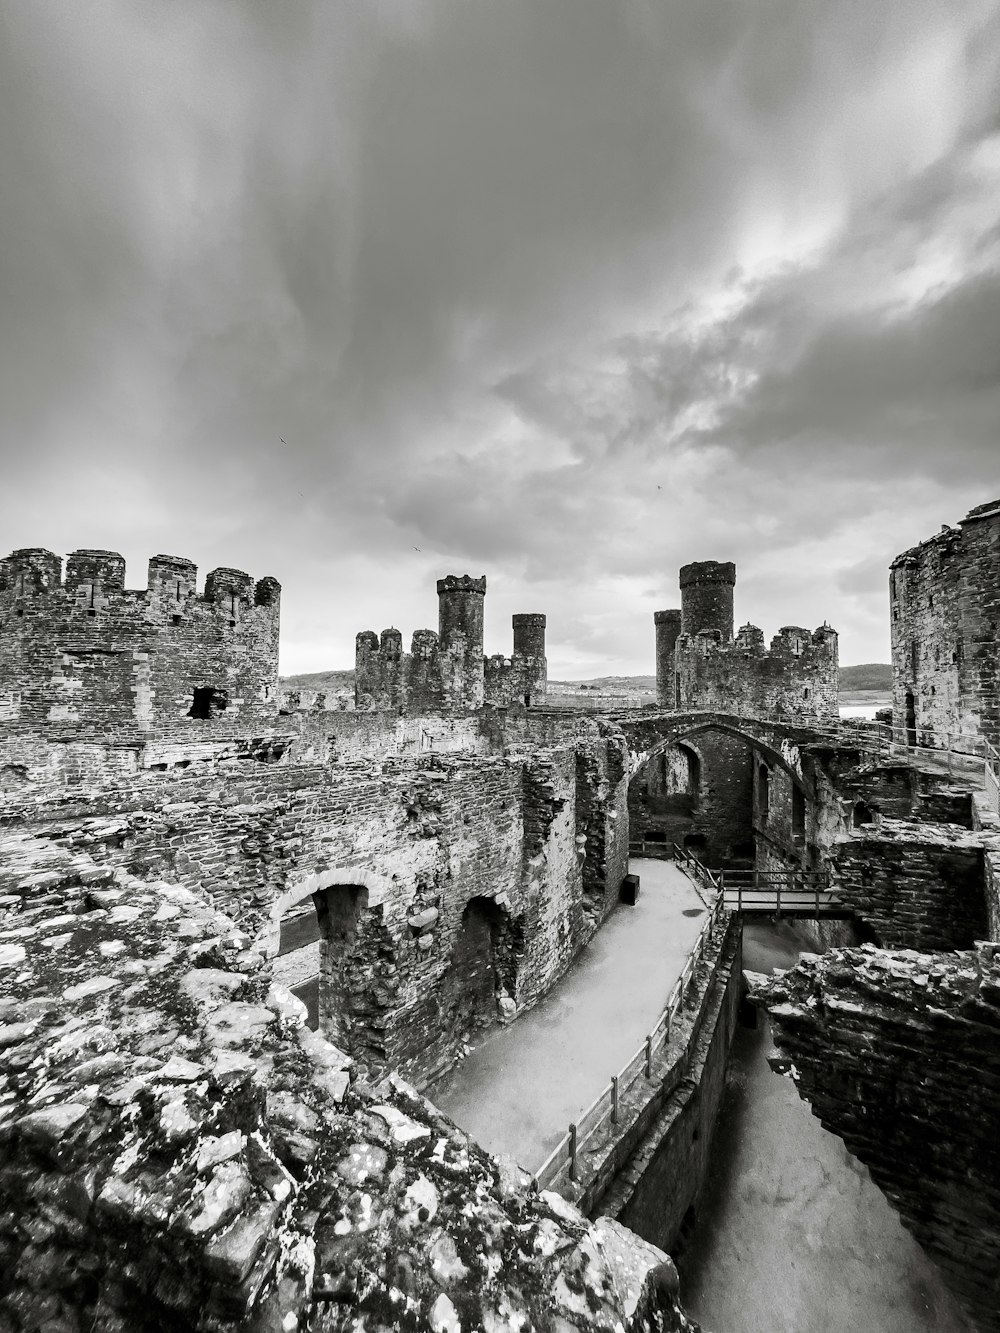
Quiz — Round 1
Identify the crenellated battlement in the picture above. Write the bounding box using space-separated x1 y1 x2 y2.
0 547 281 736
355 574 546 715
656 560 838 723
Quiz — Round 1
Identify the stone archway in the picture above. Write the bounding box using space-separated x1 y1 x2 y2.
263 867 399 1060
628 740 702 856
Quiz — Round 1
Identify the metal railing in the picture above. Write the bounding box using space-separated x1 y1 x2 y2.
713 866 843 916
809 716 992 774
533 860 727 1191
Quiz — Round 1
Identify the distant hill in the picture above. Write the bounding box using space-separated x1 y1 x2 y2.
550 676 657 692
280 669 354 692
839 664 892 691
280 665 892 695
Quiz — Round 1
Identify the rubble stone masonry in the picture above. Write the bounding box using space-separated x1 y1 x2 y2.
0 549 280 740
0 841 699 1333
891 496 1000 744
754 945 1000 1333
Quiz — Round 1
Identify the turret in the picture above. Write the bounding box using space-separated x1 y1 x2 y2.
437 574 486 710
511 612 547 705
653 609 682 707
680 560 736 642
512 612 546 661
380 627 403 659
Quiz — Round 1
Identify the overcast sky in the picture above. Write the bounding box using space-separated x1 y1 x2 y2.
2 1 998 677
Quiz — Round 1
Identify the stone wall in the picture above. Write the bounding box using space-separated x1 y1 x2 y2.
0 849 701 1333
831 819 989 950
0 549 280 740
754 945 1000 1332
752 752 809 871
282 709 490 767
0 736 627 1089
890 496 1000 744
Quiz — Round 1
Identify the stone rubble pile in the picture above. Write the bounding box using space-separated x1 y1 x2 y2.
0 836 701 1332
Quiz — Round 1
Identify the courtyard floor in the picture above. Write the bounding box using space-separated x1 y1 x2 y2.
427 857 708 1174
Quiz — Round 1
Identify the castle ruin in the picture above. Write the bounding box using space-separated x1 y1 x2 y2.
1 518 998 1332
654 560 839 724
355 574 547 714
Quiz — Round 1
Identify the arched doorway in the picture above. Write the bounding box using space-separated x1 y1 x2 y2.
438 896 523 1047
273 900 323 1029
272 882 399 1065
853 799 875 828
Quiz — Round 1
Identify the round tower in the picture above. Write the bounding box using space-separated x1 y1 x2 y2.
653 609 682 707
437 574 487 710
679 561 736 643
512 612 546 660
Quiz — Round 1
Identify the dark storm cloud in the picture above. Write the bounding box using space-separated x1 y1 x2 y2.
1 0 997 673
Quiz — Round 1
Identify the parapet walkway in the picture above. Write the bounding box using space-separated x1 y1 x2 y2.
427 858 708 1174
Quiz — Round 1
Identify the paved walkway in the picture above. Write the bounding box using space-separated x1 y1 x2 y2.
427 858 708 1173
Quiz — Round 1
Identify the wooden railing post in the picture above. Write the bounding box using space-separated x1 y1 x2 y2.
612 1075 619 1125
645 1034 653 1079
568 1123 578 1182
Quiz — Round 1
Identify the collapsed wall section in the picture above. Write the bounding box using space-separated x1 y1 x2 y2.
832 820 989 951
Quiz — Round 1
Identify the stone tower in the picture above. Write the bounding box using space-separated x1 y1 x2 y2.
512 612 546 661
680 560 736 643
653 609 682 707
437 574 487 710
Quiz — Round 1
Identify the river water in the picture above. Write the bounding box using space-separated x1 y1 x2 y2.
676 921 974 1333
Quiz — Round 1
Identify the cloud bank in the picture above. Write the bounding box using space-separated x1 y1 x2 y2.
1 0 998 674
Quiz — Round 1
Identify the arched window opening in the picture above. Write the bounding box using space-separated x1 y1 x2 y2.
758 764 770 822
904 690 917 747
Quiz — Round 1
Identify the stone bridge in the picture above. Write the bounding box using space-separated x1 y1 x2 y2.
607 708 837 785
